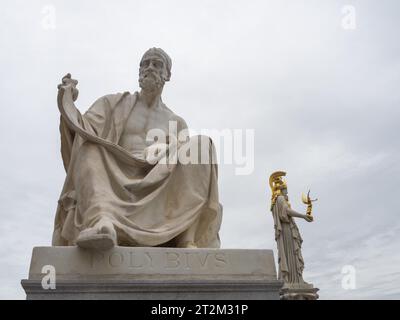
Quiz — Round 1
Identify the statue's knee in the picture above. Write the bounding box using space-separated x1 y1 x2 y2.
185 135 214 164
188 135 213 149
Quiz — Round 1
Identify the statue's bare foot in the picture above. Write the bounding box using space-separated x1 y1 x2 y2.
181 241 198 249
76 218 117 250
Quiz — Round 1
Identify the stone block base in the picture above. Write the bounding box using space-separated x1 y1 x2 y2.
21 247 283 300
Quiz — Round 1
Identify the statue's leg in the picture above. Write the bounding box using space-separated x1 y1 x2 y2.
175 216 201 248
72 142 118 250
174 135 219 249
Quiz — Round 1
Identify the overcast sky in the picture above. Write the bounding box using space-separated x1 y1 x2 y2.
0 0 399 299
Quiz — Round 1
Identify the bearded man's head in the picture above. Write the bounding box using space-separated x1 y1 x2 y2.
139 48 172 93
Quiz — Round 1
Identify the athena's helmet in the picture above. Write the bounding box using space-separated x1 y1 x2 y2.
269 171 288 209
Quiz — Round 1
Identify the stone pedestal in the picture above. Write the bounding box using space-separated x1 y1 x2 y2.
280 283 319 300
21 247 283 300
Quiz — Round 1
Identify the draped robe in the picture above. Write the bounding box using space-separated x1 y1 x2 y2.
271 195 305 284
52 91 222 248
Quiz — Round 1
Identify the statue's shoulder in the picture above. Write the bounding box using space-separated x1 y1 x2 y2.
89 92 136 111
276 195 286 204
162 103 188 129
102 91 136 105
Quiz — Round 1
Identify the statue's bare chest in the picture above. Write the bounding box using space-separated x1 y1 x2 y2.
124 101 171 136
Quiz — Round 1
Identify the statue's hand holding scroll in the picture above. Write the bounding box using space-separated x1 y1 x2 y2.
58 73 79 102
57 73 83 131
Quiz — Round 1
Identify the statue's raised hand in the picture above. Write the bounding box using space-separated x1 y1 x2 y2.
58 73 79 102
304 215 314 222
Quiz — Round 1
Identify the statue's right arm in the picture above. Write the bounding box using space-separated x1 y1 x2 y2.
287 207 306 219
287 207 313 222
278 196 309 220
57 74 83 128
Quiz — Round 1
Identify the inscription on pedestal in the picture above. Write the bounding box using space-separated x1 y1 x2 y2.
90 250 229 270
27 247 277 280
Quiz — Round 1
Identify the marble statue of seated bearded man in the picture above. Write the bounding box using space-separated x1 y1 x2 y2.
53 48 222 250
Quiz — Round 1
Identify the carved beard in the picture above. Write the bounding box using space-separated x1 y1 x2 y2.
139 70 165 93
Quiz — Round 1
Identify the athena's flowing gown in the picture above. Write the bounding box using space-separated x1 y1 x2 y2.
271 195 306 284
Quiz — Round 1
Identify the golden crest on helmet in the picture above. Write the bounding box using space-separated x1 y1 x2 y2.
269 171 288 209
